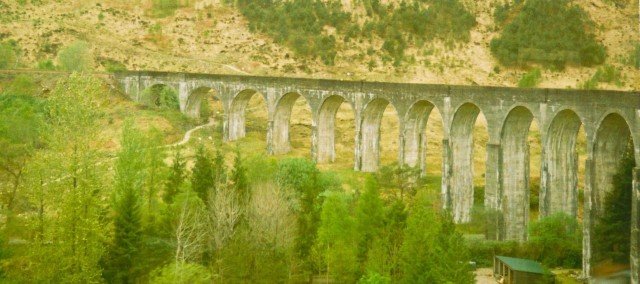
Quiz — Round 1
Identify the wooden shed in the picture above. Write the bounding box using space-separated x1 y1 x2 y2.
494 256 553 284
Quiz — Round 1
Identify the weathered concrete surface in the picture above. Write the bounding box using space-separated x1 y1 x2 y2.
112 71 640 282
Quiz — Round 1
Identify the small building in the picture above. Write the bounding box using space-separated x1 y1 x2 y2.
494 255 553 284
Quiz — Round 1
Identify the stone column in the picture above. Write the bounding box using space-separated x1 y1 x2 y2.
419 132 427 176
354 112 363 171
582 157 594 280
266 119 275 155
442 138 452 211
485 143 503 240
539 146 549 217
310 112 319 162
632 167 640 284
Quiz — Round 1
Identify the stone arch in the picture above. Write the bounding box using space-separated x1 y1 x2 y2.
403 100 441 172
317 95 355 163
592 112 634 218
449 102 484 223
228 89 263 141
500 106 536 241
271 92 311 154
184 86 220 118
360 98 398 172
542 109 584 217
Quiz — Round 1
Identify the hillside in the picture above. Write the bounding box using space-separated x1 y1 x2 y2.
0 0 638 90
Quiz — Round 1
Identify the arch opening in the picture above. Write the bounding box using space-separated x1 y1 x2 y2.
360 98 398 172
542 109 585 218
184 87 222 122
591 113 635 273
140 84 179 110
272 92 312 155
317 95 355 164
449 103 487 224
228 89 267 142
403 100 435 169
500 106 537 241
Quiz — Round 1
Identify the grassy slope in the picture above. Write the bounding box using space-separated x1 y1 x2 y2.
0 0 637 89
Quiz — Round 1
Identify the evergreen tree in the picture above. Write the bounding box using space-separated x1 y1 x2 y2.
355 175 385 264
230 149 249 205
212 149 226 191
593 141 635 264
431 212 474 283
399 190 473 283
399 190 439 283
275 158 321 272
191 144 214 204
316 192 359 283
104 121 146 283
164 147 186 204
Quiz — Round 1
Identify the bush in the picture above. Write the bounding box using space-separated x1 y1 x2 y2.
4 75 37 96
527 213 582 268
151 0 180 18
141 85 179 110
36 59 55 70
491 0 605 68
580 64 622 89
517 68 542 88
150 262 211 284
0 42 17 69
56 41 94 72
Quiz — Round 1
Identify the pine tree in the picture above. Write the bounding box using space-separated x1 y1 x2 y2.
191 144 214 204
212 149 226 191
316 192 359 283
399 190 473 283
164 148 186 204
356 175 385 264
104 121 146 283
399 190 439 283
593 141 635 264
431 212 474 283
230 149 249 205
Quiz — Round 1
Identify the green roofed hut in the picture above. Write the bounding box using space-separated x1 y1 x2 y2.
493 256 553 284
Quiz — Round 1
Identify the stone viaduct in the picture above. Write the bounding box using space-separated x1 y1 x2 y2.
114 70 640 281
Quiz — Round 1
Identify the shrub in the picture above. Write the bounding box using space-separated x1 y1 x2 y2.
527 213 582 268
580 64 622 89
0 42 17 69
151 0 180 18
36 59 55 70
56 41 94 72
4 75 37 96
491 0 605 68
517 68 542 88
150 262 211 284
141 85 179 110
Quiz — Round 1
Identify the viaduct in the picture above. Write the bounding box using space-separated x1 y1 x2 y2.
114 70 640 281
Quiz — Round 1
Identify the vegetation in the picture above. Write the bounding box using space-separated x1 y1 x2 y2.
593 141 635 264
141 85 180 109
518 68 542 88
56 40 94 72
0 42 17 69
0 73 596 282
580 64 622 89
491 0 605 68
233 0 475 66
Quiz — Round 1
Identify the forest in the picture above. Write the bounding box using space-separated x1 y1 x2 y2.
0 71 633 283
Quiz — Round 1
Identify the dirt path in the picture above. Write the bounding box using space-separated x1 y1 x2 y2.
168 118 215 147
476 268 495 284
43 119 214 186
